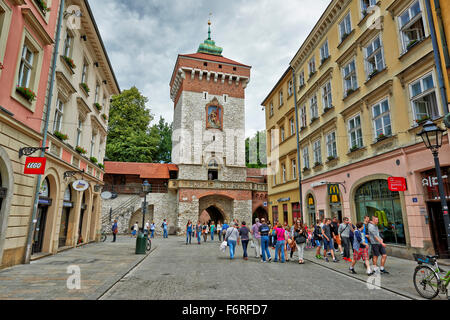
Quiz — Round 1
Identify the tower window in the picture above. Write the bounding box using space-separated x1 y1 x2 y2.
233 67 237 71
204 62 208 67
219 64 222 69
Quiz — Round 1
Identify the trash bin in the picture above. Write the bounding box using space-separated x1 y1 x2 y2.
135 232 147 254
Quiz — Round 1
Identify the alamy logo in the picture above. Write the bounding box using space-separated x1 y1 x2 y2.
66 265 81 290
366 272 381 290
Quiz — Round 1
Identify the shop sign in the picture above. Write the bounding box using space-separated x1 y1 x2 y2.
277 197 290 202
38 198 52 206
24 157 46 175
72 180 89 192
263 202 268 207
388 177 407 192
63 201 73 208
327 184 340 203
422 175 448 187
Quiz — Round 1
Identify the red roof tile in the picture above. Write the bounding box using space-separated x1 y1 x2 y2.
179 53 251 68
104 162 178 180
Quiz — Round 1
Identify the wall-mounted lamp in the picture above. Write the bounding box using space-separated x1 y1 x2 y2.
103 80 107 85
94 62 99 67
80 35 87 41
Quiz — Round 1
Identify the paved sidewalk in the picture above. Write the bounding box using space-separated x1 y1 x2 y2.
301 246 448 300
0 236 152 300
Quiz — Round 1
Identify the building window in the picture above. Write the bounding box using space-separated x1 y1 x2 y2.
292 159 297 179
94 82 100 103
272 206 279 223
300 105 307 128
283 204 288 224
53 99 64 132
76 117 83 146
361 0 377 17
310 94 318 120
342 59 358 97
299 71 305 88
348 114 363 150
90 132 96 157
288 80 293 96
409 72 440 122
365 35 385 79
290 118 295 136
322 81 332 111
302 146 310 169
308 57 316 76
320 40 329 63
269 102 274 117
279 90 283 106
280 126 285 142
355 180 406 245
18 45 34 88
81 60 88 84
339 13 352 42
326 131 337 159
203 92 208 100
282 164 286 183
399 0 426 53
313 139 322 165
372 98 392 139
63 31 73 57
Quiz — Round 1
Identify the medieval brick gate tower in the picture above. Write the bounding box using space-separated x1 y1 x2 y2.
169 21 263 234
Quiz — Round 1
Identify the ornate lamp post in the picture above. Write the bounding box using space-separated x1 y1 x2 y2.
418 120 450 256
141 180 151 233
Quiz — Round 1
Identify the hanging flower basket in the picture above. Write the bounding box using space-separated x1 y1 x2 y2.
94 103 102 111
415 116 430 125
102 114 108 121
53 130 68 141
75 146 87 155
62 55 76 69
80 82 90 94
89 156 98 164
16 86 36 102
98 163 105 170
35 0 51 13
350 145 360 152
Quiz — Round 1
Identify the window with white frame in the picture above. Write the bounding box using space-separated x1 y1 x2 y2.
292 159 297 179
63 31 73 57
348 114 363 149
282 164 286 183
326 131 337 159
365 35 385 79
310 94 318 120
94 82 100 103
279 90 283 106
322 81 333 111
313 139 322 165
288 80 293 96
308 57 316 76
53 99 64 132
81 60 88 84
339 13 352 42
361 0 377 17
290 118 295 136
300 105 307 128
398 0 426 53
372 98 392 139
76 116 83 146
342 59 358 96
269 102 274 117
90 132 97 157
18 44 34 88
302 146 310 169
281 126 285 142
409 73 440 122
299 71 305 87
320 40 329 63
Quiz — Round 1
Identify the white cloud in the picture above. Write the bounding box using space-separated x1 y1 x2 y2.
89 0 330 137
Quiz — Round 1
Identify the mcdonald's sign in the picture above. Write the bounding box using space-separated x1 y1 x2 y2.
328 184 340 203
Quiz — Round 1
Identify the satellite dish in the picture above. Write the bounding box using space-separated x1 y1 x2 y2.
101 191 112 200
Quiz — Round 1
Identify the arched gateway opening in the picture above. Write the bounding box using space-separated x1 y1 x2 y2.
198 195 232 225
252 206 268 224
200 206 225 224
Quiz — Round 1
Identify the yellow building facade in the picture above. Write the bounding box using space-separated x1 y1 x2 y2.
264 0 450 259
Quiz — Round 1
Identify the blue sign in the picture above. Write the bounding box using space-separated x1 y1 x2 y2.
413 198 418 203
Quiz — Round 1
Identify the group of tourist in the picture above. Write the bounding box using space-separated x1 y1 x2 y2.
184 215 389 276
129 219 169 239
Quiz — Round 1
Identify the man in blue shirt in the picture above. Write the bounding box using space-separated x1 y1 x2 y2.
222 221 229 240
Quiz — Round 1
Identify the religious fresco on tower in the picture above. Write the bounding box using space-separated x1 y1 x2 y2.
206 100 223 130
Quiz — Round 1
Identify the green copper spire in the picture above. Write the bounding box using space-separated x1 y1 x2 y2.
197 19 223 56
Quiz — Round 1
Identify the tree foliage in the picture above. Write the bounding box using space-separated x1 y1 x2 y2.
151 117 173 163
245 131 267 168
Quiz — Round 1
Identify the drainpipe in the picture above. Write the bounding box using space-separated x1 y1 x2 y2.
425 0 449 114
434 0 450 68
24 0 65 264
291 67 304 220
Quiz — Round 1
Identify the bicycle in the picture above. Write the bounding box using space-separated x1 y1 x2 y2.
100 232 107 242
413 253 450 300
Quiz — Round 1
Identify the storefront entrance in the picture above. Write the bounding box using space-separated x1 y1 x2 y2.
32 178 52 254
422 167 450 259
78 194 86 244
59 186 73 248
307 194 315 225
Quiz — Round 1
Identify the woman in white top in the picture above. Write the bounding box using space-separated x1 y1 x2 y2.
217 223 223 242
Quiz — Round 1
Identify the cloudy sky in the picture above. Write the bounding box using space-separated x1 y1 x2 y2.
89 0 330 138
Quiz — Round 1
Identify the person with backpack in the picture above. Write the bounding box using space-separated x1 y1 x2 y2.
112 220 118 242
239 221 251 260
313 219 323 259
293 222 308 264
350 222 374 275
258 218 272 262
222 221 229 240
339 217 355 262
322 218 338 263
225 223 240 260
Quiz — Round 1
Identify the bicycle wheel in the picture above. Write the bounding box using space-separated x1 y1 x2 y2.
101 233 107 242
146 238 152 252
413 265 440 299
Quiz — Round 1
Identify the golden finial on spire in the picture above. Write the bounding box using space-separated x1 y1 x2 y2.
208 12 212 25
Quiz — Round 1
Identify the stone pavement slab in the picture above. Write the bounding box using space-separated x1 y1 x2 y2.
0 236 152 300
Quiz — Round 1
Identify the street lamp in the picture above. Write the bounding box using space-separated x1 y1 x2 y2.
141 180 151 234
418 120 450 257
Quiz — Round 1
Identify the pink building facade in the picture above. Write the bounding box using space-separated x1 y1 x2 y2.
0 0 60 268
301 137 450 259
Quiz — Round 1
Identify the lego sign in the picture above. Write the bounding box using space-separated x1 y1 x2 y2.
388 177 407 192
24 157 46 175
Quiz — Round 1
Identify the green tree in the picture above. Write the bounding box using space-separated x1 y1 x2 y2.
106 87 160 163
246 131 267 168
151 117 173 163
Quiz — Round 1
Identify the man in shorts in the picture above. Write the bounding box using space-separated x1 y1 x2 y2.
349 222 373 275
368 216 389 274
322 218 338 263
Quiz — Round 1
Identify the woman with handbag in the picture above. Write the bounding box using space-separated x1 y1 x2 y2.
294 223 308 264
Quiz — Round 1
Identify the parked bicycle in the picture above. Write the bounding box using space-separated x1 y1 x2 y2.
413 253 450 300
100 232 107 242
